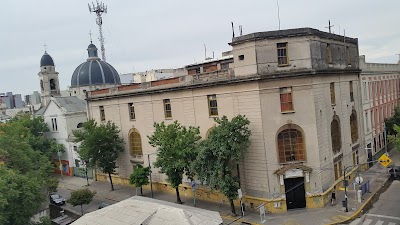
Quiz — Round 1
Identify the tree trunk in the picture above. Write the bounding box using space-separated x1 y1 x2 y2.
175 187 182 204
229 199 236 215
80 204 84 216
108 172 114 191
140 186 143 196
85 168 90 186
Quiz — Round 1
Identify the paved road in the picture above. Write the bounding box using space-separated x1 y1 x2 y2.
56 186 116 215
350 180 400 225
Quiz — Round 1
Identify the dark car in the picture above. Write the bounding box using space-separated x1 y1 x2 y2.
389 166 400 179
50 193 66 206
98 203 109 209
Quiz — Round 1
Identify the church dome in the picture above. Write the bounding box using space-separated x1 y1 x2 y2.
70 43 121 88
40 52 55 67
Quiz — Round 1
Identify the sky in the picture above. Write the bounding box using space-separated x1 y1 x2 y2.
1 0 399 96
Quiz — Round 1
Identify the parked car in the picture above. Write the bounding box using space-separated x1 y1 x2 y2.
389 165 400 179
50 193 66 206
98 203 109 209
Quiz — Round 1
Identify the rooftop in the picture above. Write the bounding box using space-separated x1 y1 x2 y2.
230 27 358 45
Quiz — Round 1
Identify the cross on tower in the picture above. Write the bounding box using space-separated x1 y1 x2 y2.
89 30 93 43
325 20 334 33
43 43 48 52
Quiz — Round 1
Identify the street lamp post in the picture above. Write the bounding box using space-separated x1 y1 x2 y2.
57 151 63 180
147 154 154 198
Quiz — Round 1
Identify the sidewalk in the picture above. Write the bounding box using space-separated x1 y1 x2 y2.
58 149 399 225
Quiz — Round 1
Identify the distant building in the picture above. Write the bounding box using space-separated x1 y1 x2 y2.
359 55 400 162
0 92 25 109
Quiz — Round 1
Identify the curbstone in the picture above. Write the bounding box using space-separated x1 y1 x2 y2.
324 176 392 225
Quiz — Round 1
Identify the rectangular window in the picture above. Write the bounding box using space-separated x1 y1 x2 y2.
326 43 332 64
277 43 288 66
99 106 105 121
363 82 368 100
330 82 336 105
221 63 229 71
280 87 293 112
128 103 135 120
346 46 351 65
51 118 58 132
365 111 369 131
350 81 354 102
238 55 244 61
208 94 218 116
334 160 343 181
163 99 172 118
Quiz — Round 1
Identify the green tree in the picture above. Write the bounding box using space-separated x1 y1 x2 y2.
148 121 201 204
67 188 96 215
193 115 251 215
129 165 151 196
385 106 400 136
73 119 125 191
0 119 55 225
7 113 65 158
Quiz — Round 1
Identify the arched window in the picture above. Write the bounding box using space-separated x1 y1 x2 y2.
76 123 84 128
350 110 358 143
40 80 44 91
205 127 214 139
331 115 341 154
129 128 142 157
277 127 305 163
50 79 56 90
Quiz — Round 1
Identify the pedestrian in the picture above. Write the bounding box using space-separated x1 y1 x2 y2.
331 186 336 206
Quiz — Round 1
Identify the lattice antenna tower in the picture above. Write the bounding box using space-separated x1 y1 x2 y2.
88 1 108 61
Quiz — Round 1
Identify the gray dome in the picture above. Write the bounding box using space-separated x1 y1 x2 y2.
40 52 54 67
70 43 121 87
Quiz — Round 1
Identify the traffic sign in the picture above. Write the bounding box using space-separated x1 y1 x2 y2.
378 154 392 167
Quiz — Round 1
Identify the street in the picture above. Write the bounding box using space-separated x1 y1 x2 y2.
350 180 400 225
56 186 116 216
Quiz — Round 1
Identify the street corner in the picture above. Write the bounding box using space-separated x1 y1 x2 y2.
326 214 350 224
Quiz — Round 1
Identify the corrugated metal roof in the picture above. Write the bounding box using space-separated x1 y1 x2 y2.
71 196 223 225
53 97 86 113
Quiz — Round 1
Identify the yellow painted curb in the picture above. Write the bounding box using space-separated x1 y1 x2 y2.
221 215 263 225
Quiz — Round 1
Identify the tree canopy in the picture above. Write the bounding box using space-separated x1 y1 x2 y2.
73 119 125 190
67 188 96 215
129 164 151 196
385 106 400 136
148 121 201 204
193 115 251 215
0 114 55 225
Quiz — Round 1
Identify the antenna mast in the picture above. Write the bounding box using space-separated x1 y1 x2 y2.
88 1 108 61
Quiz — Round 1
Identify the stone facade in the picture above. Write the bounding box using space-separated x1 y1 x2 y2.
86 28 365 212
359 55 400 161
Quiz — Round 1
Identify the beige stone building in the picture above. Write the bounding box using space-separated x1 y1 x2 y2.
86 28 365 212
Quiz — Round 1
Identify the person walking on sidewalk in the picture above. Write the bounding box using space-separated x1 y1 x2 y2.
331 187 336 206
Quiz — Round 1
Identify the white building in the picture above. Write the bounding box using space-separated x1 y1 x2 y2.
40 96 87 176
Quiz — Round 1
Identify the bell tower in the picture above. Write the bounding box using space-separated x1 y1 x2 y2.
38 51 60 107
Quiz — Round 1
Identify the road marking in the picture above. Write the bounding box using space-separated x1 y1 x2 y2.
375 220 383 225
388 222 396 225
366 214 400 221
349 218 361 225
362 219 372 225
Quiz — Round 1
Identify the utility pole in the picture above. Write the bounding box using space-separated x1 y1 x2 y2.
88 1 108 62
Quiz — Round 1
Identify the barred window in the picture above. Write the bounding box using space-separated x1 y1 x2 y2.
128 103 135 120
163 99 172 118
277 128 305 163
331 115 341 154
330 82 336 105
99 106 105 121
350 110 358 143
129 128 142 157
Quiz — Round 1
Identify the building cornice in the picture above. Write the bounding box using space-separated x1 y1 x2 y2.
87 68 361 102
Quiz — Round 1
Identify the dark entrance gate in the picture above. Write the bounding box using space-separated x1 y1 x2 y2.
284 177 306 210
